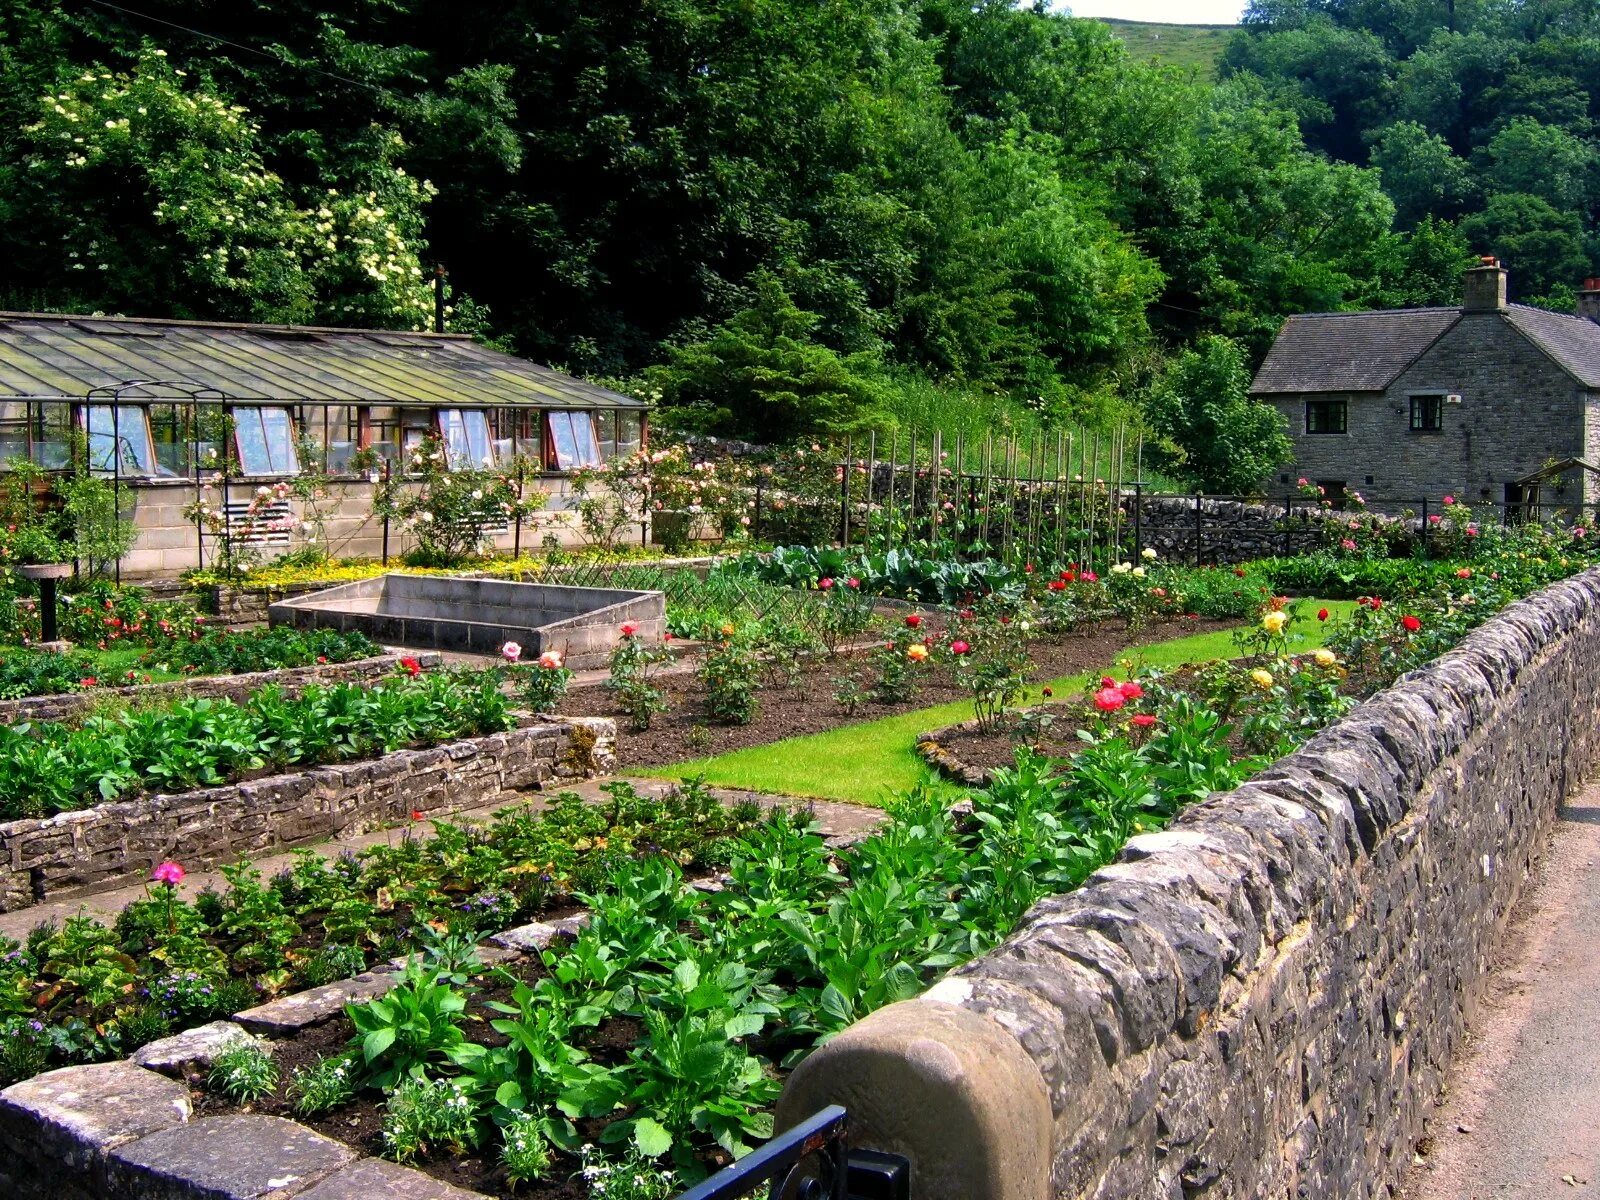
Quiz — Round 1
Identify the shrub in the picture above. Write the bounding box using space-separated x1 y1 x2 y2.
607 625 673 730
699 636 760 725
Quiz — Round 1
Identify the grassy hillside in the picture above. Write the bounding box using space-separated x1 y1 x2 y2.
1096 18 1234 76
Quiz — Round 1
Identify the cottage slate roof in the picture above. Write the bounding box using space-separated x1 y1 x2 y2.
1249 308 1461 395
0 312 647 409
1502 305 1600 388
1251 302 1600 395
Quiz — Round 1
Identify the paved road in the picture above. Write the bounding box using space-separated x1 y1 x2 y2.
1401 779 1600 1199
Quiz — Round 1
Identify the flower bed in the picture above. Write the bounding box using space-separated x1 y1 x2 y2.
0 781 754 1087
0 710 614 915
0 649 434 727
0 668 518 822
554 611 1230 769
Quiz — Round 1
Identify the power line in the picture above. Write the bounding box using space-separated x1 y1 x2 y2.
84 0 406 101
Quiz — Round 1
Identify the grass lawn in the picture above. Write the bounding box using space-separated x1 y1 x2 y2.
1095 19 1234 77
76 646 183 684
638 600 1357 806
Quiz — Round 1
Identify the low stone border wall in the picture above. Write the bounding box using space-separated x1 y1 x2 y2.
0 716 616 913
779 567 1600 1200
0 651 441 726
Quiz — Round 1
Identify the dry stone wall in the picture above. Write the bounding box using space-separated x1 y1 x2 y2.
780 568 1600 1200
0 716 615 913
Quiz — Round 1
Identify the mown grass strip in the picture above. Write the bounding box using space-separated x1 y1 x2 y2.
637 600 1358 806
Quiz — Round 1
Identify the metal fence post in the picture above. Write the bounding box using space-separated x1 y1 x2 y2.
381 459 391 566
1132 481 1143 560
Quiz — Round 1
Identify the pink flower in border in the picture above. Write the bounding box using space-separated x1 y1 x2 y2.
1131 713 1157 728
151 862 185 886
501 641 523 663
950 640 971 655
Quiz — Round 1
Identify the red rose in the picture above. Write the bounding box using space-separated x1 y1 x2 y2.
1317 608 1329 621
1131 713 1157 728
1402 614 1422 632
905 614 923 629
1093 687 1126 713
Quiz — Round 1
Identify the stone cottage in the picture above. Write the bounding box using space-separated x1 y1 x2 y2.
1250 259 1600 511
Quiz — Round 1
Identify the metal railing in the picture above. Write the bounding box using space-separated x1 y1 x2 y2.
672 1107 908 1200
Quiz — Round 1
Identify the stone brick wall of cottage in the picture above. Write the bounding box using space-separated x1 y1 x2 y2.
777 568 1600 1200
0 716 616 913
1267 314 1591 508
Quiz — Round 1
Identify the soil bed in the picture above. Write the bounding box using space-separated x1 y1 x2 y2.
193 946 739 1199
559 615 1235 770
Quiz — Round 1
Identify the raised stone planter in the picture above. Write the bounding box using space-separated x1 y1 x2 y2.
269 574 666 669
0 716 616 913
779 567 1600 1200
0 651 441 726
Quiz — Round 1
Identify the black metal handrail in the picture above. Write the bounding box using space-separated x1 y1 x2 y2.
671 1106 908 1200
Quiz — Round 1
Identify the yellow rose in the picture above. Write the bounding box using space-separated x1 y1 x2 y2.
1314 648 1337 667
906 643 929 662
1249 668 1274 689
1261 610 1288 635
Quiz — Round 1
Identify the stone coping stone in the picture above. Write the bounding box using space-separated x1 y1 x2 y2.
487 912 590 953
133 1022 265 1076
294 1157 489 1200
107 1114 357 1200
0 1061 192 1171
233 970 400 1036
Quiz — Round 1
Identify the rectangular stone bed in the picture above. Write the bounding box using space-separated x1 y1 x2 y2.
268 574 665 669
0 716 615 913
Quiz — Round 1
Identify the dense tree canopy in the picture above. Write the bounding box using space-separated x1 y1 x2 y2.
0 0 1498 454
1227 0 1600 304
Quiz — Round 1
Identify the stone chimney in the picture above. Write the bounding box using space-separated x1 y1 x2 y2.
1578 277 1600 324
1463 256 1508 312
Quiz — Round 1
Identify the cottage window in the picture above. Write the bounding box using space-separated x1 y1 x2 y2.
233 406 299 476
1409 394 1444 432
85 405 157 475
1305 399 1347 435
545 411 602 470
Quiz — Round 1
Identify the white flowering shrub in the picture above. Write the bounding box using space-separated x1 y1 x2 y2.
19 47 433 326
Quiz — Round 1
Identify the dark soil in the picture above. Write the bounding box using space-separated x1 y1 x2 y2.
560 614 1235 769
192 944 739 1199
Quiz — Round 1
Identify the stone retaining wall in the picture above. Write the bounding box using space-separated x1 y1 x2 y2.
779 568 1600 1200
0 651 440 726
1135 495 1367 564
0 716 615 913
